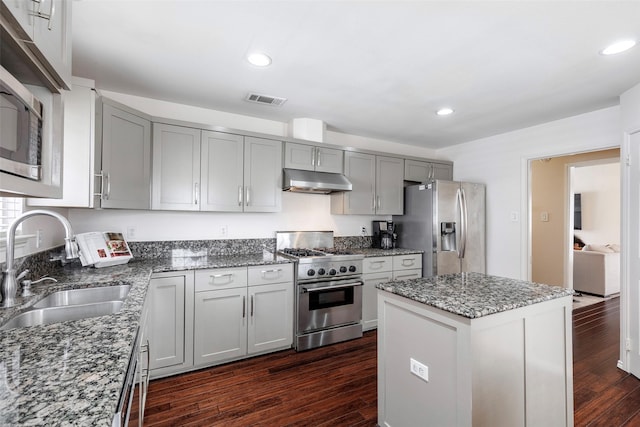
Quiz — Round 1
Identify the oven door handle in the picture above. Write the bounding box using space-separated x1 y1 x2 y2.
301 281 363 293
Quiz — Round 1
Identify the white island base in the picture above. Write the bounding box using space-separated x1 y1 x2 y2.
377 289 573 427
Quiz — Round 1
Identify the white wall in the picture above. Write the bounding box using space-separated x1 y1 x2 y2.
573 162 620 246
69 192 387 240
437 106 621 280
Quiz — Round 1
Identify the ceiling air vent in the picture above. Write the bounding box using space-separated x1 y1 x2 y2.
245 92 287 106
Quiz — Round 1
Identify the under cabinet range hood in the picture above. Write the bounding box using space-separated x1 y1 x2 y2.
282 168 352 194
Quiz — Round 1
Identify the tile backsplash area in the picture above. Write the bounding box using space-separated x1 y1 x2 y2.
3 236 374 276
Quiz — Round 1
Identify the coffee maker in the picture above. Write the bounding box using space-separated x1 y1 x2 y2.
372 220 396 249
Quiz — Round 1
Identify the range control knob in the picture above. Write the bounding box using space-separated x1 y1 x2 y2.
329 268 337 276
339 266 347 273
307 269 316 277
348 265 357 272
317 268 326 275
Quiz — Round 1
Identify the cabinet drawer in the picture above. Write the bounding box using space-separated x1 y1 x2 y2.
248 263 294 286
393 254 422 271
363 256 393 274
195 267 247 291
392 269 422 281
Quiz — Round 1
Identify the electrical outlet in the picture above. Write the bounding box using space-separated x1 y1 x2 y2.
510 211 519 222
361 225 366 236
221 225 228 237
36 229 43 249
540 211 549 222
410 358 429 382
127 227 136 239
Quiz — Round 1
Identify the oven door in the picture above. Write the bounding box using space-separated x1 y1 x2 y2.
297 278 363 333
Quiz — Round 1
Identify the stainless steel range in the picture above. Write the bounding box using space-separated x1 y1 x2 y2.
276 231 364 351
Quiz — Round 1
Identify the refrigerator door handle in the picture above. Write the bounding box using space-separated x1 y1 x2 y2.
457 188 468 259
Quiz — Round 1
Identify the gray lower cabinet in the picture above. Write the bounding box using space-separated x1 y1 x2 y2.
148 271 195 378
151 125 282 212
362 255 422 331
404 159 453 182
331 152 404 215
193 264 293 366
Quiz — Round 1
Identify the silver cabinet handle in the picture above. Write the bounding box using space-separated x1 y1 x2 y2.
95 171 105 199
311 147 316 167
242 295 246 318
372 195 376 211
209 273 234 285
105 172 111 200
377 195 381 209
194 182 199 205
31 0 55 30
250 295 254 317
401 259 415 267
238 186 243 206
316 147 321 167
245 187 250 206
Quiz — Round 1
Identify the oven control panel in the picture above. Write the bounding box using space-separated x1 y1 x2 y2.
298 262 361 280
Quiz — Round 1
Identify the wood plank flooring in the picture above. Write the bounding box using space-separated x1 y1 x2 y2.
132 297 640 426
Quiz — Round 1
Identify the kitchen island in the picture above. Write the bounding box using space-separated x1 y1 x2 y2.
376 272 574 427
0 251 291 426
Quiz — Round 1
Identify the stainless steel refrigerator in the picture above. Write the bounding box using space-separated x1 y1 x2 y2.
393 180 486 277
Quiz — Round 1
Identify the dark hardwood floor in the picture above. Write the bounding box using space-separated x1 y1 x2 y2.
132 297 640 426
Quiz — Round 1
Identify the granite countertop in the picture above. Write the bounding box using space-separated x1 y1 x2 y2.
0 252 293 426
351 247 423 257
377 272 574 319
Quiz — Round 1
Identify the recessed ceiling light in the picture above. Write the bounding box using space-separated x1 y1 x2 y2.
247 52 272 67
436 107 454 116
600 39 637 55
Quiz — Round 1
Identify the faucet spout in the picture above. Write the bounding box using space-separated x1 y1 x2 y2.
1 210 79 308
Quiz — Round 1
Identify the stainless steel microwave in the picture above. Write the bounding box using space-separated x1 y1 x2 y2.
0 65 43 180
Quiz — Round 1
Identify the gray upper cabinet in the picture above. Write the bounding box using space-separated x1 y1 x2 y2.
375 156 404 215
151 123 201 211
100 101 151 209
244 137 282 213
284 142 343 173
404 159 453 182
200 131 244 212
1 0 72 90
151 127 282 212
331 152 403 215
332 152 376 214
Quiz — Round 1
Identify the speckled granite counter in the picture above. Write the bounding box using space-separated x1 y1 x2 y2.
0 252 292 426
350 247 423 257
377 271 574 319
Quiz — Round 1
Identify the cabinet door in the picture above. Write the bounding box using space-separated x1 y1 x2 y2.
194 288 247 365
334 151 376 214
1 0 35 40
248 283 293 355
101 103 151 209
284 142 314 171
200 131 244 212
30 0 72 89
152 123 201 210
315 146 343 173
432 163 453 181
376 156 404 215
148 275 186 370
404 159 431 183
243 137 282 212
362 272 392 331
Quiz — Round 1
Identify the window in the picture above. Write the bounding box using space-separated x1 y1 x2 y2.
0 197 24 236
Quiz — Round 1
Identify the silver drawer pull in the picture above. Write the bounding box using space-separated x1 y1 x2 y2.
401 259 415 267
211 273 233 278
395 274 417 279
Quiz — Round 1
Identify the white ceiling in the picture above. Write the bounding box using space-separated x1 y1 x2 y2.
72 1 640 149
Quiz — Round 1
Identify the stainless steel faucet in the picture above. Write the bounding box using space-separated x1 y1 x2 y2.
1 210 79 308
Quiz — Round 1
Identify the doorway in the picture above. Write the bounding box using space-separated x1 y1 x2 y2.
529 148 620 292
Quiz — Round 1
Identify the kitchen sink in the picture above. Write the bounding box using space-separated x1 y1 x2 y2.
0 300 124 330
33 284 131 308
